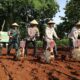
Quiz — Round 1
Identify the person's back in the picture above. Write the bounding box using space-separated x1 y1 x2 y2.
68 21 80 48
68 27 79 40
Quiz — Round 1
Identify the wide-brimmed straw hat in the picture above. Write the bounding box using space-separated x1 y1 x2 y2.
30 20 38 25
48 20 55 24
76 21 80 26
12 23 19 27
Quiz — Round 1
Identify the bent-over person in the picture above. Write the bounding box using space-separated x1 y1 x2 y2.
25 20 40 57
68 21 80 48
45 20 59 60
7 23 20 57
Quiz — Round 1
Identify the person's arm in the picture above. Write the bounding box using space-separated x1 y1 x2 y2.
72 27 78 39
53 28 59 39
8 30 11 36
45 27 50 39
78 29 80 36
36 27 40 37
8 29 13 39
12 32 17 37
27 27 30 37
0 32 1 40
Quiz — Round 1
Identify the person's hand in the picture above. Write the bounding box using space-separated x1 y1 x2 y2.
57 37 60 40
43 36 45 39
36 36 40 40
10 36 13 39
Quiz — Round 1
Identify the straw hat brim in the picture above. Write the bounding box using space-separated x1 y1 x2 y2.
48 20 55 24
76 21 80 26
30 20 38 25
12 23 19 27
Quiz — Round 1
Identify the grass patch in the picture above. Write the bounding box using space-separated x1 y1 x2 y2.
28 38 70 48
56 38 69 47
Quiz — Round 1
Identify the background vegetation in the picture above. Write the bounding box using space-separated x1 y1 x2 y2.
0 0 80 46
57 0 80 38
0 0 59 39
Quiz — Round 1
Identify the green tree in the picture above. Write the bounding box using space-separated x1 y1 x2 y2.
57 17 72 38
57 0 80 38
0 0 59 38
65 0 80 28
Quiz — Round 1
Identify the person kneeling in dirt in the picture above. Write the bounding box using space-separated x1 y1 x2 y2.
68 21 80 48
44 20 60 63
68 21 80 59
7 23 20 59
25 20 40 57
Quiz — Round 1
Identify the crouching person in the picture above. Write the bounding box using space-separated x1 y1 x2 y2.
68 21 80 59
25 20 40 57
44 20 59 63
7 23 20 59
68 21 80 48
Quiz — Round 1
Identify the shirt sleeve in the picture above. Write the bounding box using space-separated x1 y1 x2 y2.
36 27 40 37
45 27 49 39
27 28 30 36
52 28 58 39
72 27 78 39
78 29 80 36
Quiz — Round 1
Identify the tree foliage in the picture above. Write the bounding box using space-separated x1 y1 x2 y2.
65 0 80 25
57 0 80 38
0 0 59 38
0 0 59 29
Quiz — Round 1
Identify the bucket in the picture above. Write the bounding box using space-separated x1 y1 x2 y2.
75 39 80 48
72 47 80 61
20 40 25 48
50 40 55 48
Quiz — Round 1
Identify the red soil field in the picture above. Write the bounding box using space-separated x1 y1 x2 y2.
0 48 80 80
